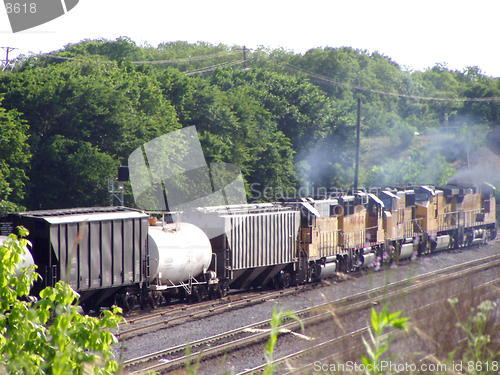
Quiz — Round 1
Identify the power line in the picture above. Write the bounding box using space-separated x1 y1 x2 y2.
39 50 239 65
35 52 250 76
9 49 500 103
132 51 238 65
282 63 500 102
184 58 252 76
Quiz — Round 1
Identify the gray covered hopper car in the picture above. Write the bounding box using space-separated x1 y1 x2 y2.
181 203 301 291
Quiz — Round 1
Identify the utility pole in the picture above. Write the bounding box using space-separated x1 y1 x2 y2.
243 46 247 69
354 97 361 192
1 47 17 71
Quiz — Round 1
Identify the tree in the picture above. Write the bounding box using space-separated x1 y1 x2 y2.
0 59 180 209
0 95 30 213
366 147 456 187
158 69 299 200
51 36 146 62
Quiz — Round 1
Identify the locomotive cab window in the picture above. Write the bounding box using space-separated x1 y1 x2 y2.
483 198 491 213
406 192 416 206
379 197 391 211
415 192 428 202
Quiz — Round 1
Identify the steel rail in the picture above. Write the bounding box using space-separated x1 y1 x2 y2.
242 278 500 374
123 253 500 374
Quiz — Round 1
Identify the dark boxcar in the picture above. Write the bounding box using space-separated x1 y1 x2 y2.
0 207 149 311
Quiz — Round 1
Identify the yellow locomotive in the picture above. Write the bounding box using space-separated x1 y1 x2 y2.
286 182 496 283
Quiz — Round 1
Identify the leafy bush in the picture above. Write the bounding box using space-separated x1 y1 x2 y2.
0 228 122 374
361 305 409 374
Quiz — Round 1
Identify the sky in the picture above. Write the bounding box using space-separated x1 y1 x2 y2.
1 0 500 77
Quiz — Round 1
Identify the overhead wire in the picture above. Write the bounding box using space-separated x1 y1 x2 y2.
282 63 500 102
35 50 239 65
9 49 500 103
184 58 252 76
131 50 239 65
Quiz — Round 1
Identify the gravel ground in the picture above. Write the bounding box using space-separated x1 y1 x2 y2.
117 242 500 373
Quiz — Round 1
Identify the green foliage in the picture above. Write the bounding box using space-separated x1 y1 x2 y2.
0 229 122 374
182 344 202 375
0 200 25 216
159 68 301 200
366 146 456 187
57 36 146 62
30 137 119 208
0 95 30 206
361 305 409 375
0 58 180 209
448 298 499 375
2 39 500 209
263 307 304 375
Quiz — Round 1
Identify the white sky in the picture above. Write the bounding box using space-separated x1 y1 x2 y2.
1 0 500 77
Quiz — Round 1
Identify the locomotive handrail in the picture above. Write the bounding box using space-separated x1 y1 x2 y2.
437 210 459 231
317 227 341 256
340 225 379 249
436 209 485 231
463 208 484 227
404 218 423 237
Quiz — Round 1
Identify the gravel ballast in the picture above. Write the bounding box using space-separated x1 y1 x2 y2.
117 242 500 373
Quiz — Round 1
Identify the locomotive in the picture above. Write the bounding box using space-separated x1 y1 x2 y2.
0 182 496 312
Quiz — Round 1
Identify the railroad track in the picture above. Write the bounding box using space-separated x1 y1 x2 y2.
118 242 500 340
117 284 315 339
123 253 500 374
242 278 500 374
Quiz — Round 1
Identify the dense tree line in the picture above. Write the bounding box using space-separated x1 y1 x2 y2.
0 37 499 210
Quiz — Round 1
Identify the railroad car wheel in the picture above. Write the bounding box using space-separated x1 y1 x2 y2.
273 272 291 289
339 255 351 273
139 295 148 310
490 228 497 241
196 286 208 302
163 295 172 305
116 294 132 312
306 265 314 283
208 285 218 300
449 232 457 249
283 273 291 288
128 295 138 310
465 231 473 247
220 281 229 297
338 257 346 273
81 301 93 314
213 285 223 299
147 292 161 309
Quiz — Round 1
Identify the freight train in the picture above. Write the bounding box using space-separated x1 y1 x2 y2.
0 182 496 312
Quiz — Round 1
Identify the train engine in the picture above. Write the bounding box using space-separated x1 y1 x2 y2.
285 192 385 280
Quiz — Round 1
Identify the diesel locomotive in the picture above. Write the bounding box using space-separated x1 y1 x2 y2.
0 182 496 312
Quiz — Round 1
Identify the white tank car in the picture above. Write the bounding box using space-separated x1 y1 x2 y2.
148 223 212 285
0 235 35 276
